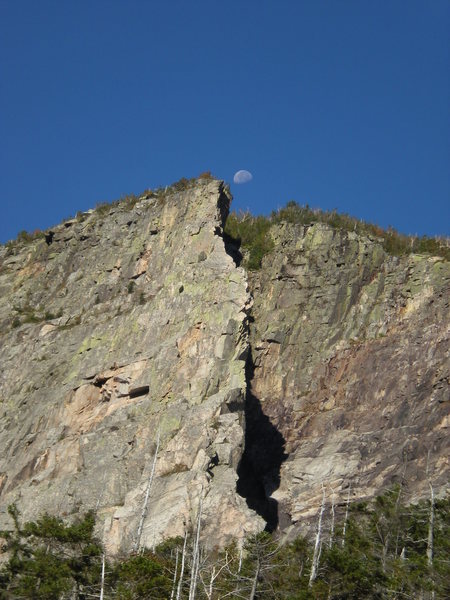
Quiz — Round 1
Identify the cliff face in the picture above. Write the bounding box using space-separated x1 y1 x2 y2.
243 223 449 536
0 180 448 551
0 180 262 553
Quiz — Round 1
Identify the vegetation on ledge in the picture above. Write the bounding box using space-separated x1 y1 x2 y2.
3 172 217 250
225 201 450 270
1 489 448 599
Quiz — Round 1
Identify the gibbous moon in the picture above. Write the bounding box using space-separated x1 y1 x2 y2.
233 170 253 184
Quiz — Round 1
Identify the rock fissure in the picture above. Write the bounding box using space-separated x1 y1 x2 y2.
237 347 288 533
219 210 289 532
0 178 448 554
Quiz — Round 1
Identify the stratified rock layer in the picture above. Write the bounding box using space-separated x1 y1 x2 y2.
247 222 449 535
0 180 263 553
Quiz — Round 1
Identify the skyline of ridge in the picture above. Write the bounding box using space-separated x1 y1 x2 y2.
1 1 449 242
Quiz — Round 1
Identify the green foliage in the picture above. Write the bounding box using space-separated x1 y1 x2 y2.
95 200 115 216
22 510 96 543
17 229 45 244
4 229 45 254
170 172 215 192
10 303 62 328
198 170 214 180
93 172 217 220
225 200 450 269
1 492 448 599
13 304 43 326
112 552 172 599
224 212 274 269
0 507 102 599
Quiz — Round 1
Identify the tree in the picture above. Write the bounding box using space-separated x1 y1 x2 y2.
0 505 103 599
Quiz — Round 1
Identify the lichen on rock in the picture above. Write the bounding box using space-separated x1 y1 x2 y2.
0 179 263 553
0 178 448 554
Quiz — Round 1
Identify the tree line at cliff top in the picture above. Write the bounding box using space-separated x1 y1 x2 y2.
4 172 449 267
224 201 450 270
1 487 448 599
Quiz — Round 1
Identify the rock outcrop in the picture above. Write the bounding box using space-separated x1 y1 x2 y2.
0 180 263 553
244 222 449 536
0 179 448 552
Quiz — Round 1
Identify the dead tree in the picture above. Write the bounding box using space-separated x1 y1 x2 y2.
133 428 160 552
99 553 105 600
188 486 204 600
249 558 260 600
427 481 434 568
341 486 351 548
176 531 188 600
329 487 336 548
309 484 326 587
170 548 179 600
198 551 233 600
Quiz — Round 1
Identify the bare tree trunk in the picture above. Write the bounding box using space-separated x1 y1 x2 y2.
249 558 260 600
189 487 203 600
134 428 160 552
99 553 105 600
309 484 326 587
170 548 179 600
381 534 389 573
427 480 436 600
427 481 434 568
329 488 335 548
341 486 351 548
176 531 188 600
208 565 216 600
394 479 404 557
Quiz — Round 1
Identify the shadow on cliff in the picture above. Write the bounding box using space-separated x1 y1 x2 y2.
237 350 288 532
223 231 243 267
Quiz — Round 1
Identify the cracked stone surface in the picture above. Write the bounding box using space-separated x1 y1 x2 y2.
0 179 263 553
247 222 449 536
0 180 448 553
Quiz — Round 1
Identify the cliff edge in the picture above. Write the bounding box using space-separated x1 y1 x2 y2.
0 179 263 553
0 179 448 552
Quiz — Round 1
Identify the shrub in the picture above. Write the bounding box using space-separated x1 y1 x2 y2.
0 507 102 599
198 170 215 180
225 201 450 269
224 212 274 270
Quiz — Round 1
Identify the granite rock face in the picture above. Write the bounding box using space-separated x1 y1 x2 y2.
245 222 449 535
0 180 263 553
0 181 448 552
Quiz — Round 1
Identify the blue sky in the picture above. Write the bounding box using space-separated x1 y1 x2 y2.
1 0 449 242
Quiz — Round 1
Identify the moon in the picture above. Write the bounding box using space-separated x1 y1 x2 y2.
233 170 253 184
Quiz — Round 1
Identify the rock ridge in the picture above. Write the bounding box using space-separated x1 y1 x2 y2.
0 179 448 553
0 179 264 553
245 221 449 537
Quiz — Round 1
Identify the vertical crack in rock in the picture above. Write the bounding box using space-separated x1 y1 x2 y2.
236 347 288 532
0 179 266 551
2 178 447 550
222 231 243 267
220 197 288 533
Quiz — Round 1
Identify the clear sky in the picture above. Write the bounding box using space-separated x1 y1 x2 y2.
1 0 449 243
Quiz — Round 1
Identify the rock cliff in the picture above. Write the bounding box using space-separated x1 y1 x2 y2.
242 222 449 538
0 179 263 553
0 178 448 552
